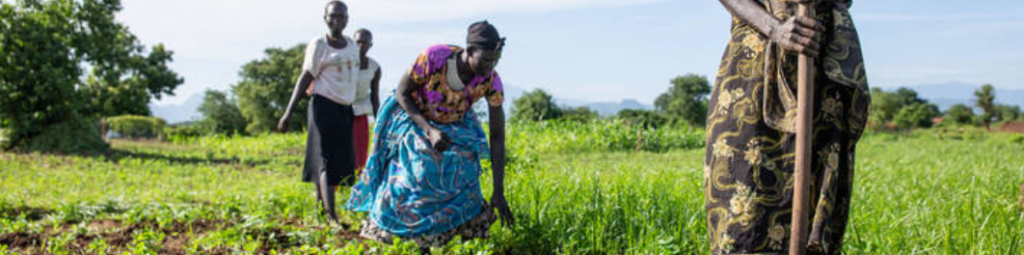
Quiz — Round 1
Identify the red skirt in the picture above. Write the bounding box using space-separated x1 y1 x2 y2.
353 115 370 170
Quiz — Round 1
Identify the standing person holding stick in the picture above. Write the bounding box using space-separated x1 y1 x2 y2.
704 0 869 254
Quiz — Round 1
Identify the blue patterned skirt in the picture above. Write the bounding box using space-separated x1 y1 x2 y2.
345 95 490 237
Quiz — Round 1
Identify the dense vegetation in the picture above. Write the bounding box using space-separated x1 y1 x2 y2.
0 0 182 151
1 124 1021 254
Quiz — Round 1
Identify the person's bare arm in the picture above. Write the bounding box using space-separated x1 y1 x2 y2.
370 68 382 117
718 0 825 56
488 105 514 226
278 71 315 132
396 73 451 151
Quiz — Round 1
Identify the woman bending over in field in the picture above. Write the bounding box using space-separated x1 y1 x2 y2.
278 0 360 226
345 21 514 249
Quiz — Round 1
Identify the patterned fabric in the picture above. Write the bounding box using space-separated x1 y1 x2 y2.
704 1 869 254
408 45 504 124
758 0 866 133
353 115 370 172
360 202 496 248
302 35 361 105
345 95 493 237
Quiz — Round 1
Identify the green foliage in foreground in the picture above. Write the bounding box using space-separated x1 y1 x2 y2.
16 114 108 154
105 115 167 140
506 119 705 154
0 0 182 151
233 44 308 134
0 125 1022 254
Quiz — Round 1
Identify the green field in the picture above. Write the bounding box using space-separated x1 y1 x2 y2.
1 123 1022 254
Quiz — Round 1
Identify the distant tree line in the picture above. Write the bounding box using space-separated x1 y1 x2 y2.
511 74 712 129
869 84 1022 131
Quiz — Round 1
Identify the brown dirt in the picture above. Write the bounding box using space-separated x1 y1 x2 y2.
0 218 363 254
999 121 1024 133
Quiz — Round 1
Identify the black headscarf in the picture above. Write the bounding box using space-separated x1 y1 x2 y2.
467 20 505 51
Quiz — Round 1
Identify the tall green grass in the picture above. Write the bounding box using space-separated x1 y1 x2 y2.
506 120 705 154
0 124 1021 254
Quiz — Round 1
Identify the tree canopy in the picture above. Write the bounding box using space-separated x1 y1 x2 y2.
0 0 182 151
654 74 710 126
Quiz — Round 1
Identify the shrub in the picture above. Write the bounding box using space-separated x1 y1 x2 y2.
105 115 167 140
163 123 206 142
894 103 940 129
19 114 108 154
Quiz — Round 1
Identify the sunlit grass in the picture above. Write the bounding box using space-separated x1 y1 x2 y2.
0 125 1022 254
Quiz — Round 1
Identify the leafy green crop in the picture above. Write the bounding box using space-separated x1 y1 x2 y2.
0 124 1021 254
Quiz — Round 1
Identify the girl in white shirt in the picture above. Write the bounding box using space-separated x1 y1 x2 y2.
278 0 359 226
352 28 381 174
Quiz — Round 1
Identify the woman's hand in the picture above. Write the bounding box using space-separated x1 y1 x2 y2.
769 16 825 57
426 127 452 152
492 191 515 226
277 117 290 133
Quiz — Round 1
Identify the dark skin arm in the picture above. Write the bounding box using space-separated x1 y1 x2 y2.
371 68 381 117
395 68 514 226
488 105 514 225
278 71 315 132
395 73 452 150
719 0 825 57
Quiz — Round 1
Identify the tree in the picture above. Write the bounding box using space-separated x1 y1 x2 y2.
233 44 308 134
560 106 599 122
616 109 667 129
868 88 901 126
994 104 1021 123
868 88 902 127
944 104 975 125
974 84 996 130
894 103 940 129
198 90 247 135
0 0 180 151
79 44 184 117
511 89 562 122
894 87 927 107
654 74 711 126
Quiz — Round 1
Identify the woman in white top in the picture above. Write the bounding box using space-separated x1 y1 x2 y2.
278 0 360 226
352 28 381 173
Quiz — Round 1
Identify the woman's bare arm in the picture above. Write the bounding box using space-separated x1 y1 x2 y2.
278 71 315 132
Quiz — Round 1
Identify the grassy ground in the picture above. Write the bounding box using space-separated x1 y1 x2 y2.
0 128 1022 254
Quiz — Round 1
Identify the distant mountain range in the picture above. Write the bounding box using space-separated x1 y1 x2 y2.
151 82 1023 124
150 93 203 124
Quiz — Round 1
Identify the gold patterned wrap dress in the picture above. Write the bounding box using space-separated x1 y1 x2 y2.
704 0 869 254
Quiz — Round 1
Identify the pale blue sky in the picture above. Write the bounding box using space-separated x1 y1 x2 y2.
120 0 1024 107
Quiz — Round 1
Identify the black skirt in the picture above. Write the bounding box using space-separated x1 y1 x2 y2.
302 95 357 186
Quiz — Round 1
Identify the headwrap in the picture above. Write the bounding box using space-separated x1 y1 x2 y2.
467 20 505 51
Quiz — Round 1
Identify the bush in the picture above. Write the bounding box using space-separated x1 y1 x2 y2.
163 123 206 142
654 74 711 126
105 115 167 140
944 104 975 125
894 103 940 130
198 90 247 135
19 114 108 154
512 89 562 122
560 106 599 122
616 109 668 129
